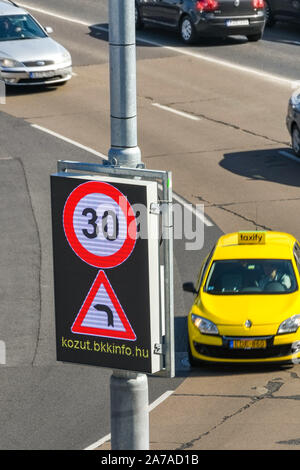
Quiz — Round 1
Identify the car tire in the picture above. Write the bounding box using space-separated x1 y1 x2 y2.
180 15 197 45
247 32 263 42
292 125 300 157
135 4 144 30
265 0 276 27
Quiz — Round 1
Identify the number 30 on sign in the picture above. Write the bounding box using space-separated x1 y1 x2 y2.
63 181 137 269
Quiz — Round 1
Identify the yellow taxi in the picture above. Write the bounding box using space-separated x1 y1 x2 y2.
186 231 300 365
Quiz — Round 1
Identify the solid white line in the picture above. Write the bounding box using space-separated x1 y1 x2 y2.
31 124 108 160
84 390 174 450
278 149 300 163
148 390 173 412
19 2 297 89
18 3 91 26
152 103 201 121
172 192 214 227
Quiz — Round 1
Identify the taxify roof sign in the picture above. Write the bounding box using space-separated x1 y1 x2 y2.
238 231 266 245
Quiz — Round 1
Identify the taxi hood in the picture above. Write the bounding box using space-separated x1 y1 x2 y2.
197 291 300 326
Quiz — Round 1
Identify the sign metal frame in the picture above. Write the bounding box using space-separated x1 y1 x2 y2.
55 160 175 378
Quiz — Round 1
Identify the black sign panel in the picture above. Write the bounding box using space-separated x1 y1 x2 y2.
51 174 160 374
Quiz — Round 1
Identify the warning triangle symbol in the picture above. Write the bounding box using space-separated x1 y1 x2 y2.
71 270 136 341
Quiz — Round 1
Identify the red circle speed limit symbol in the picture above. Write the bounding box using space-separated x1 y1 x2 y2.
63 181 137 268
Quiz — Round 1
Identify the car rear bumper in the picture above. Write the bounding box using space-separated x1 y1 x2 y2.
0 64 72 85
193 16 265 37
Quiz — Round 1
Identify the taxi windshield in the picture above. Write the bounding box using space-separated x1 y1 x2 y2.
205 259 298 295
0 14 46 41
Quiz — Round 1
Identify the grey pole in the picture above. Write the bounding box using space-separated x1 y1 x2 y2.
108 0 149 450
108 0 142 168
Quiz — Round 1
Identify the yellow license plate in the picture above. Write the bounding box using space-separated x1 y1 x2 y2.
231 339 267 349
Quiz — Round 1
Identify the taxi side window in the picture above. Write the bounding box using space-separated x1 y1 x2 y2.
294 242 300 275
196 245 215 291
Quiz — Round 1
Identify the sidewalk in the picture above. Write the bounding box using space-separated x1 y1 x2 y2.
95 362 300 450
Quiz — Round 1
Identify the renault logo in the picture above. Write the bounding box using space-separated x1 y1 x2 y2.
234 0 240 6
244 320 252 328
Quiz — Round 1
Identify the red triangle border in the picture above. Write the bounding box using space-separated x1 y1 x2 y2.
71 270 136 341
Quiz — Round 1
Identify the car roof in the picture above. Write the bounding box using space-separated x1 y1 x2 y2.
0 1 27 16
213 231 297 260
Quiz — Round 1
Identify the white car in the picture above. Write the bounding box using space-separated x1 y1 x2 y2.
0 0 72 85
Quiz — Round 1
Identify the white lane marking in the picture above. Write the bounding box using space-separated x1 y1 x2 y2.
84 390 174 450
18 3 91 26
31 124 213 226
172 191 213 227
19 3 297 89
278 149 300 163
152 102 201 121
31 124 108 159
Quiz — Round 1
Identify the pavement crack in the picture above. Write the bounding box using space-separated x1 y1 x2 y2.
195 195 272 230
176 396 258 450
277 438 300 446
18 157 42 367
176 378 285 450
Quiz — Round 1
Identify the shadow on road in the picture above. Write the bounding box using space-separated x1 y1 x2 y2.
264 22 300 46
88 23 248 48
220 148 300 188
5 84 62 97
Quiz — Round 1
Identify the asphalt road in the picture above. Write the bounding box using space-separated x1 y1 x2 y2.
1 0 300 450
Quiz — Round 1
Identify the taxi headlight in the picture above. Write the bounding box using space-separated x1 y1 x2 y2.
191 314 219 335
277 315 300 335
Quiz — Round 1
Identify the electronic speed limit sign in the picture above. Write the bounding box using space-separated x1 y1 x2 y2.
51 173 162 374
63 181 137 269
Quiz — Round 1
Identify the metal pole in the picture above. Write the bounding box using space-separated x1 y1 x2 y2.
108 0 142 168
108 0 149 450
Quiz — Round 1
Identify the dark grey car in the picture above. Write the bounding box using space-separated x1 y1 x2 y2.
135 0 266 44
265 0 300 27
287 91 300 157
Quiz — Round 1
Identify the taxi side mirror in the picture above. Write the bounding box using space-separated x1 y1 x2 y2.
183 282 197 294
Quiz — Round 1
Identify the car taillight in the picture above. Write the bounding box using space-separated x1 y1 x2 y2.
253 0 264 8
195 0 219 12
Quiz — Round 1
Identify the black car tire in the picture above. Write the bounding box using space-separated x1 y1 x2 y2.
292 125 300 157
265 0 276 27
247 32 263 42
180 15 197 44
135 4 144 30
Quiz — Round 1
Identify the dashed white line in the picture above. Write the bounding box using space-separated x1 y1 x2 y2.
152 102 201 121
